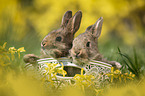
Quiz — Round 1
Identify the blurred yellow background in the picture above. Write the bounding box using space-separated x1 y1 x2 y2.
0 0 145 53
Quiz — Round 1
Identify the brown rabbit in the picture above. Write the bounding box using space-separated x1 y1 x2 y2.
70 17 122 69
24 10 82 63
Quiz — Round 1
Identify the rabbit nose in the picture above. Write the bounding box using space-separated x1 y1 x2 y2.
41 42 46 47
75 50 82 58
76 52 80 58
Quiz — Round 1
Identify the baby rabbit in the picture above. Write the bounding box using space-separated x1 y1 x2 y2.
24 10 82 63
70 17 122 69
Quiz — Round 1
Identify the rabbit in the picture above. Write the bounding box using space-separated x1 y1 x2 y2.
69 17 122 69
23 10 82 63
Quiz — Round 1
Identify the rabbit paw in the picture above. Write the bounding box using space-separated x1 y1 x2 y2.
23 54 40 64
114 61 122 69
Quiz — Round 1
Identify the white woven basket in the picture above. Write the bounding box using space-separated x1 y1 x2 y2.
34 57 112 79
25 57 113 87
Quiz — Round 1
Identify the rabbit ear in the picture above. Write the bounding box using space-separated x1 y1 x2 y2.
92 17 103 38
66 10 82 34
61 11 72 28
87 17 103 38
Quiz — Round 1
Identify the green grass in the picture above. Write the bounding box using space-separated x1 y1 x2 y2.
118 47 145 79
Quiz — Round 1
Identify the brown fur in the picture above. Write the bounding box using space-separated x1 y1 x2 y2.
70 17 122 69
23 11 82 63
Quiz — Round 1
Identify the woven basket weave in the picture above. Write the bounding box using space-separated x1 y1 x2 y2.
25 57 112 79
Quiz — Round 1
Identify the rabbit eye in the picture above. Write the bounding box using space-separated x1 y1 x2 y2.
86 42 90 47
56 36 62 42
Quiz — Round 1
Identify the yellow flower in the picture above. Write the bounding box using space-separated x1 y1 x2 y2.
111 67 114 73
114 70 121 74
17 47 25 58
8 47 17 60
73 68 95 87
132 74 135 78
9 47 16 52
42 62 67 83
106 67 135 83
